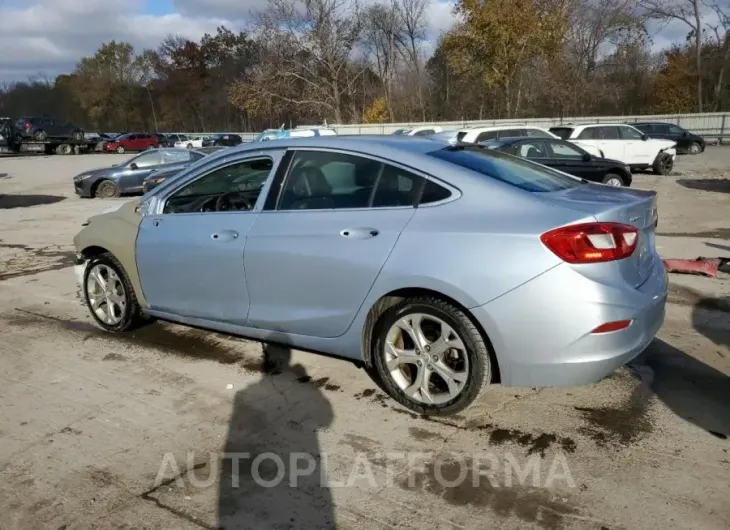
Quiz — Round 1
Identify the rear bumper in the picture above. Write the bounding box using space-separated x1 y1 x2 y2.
470 260 668 387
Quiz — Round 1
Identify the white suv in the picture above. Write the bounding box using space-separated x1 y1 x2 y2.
455 125 604 157
551 124 676 175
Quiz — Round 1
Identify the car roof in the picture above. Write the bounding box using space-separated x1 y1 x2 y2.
458 125 546 133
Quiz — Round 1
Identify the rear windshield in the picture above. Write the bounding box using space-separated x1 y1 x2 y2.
428 147 583 192
549 127 574 139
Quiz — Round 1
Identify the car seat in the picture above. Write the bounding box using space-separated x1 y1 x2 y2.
282 166 334 210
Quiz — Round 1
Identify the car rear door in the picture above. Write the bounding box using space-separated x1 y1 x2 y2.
135 150 286 323
243 148 418 338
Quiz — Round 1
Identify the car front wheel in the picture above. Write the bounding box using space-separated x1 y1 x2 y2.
652 152 674 175
372 296 493 416
688 142 701 155
116 145 125 154
83 253 143 332
95 180 121 198
602 173 624 187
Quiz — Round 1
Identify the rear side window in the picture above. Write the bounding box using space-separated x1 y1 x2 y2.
577 127 597 140
550 127 574 139
476 131 498 143
428 147 581 193
497 129 524 138
419 180 451 204
456 131 467 142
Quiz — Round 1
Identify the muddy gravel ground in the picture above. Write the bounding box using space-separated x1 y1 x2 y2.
1 150 729 530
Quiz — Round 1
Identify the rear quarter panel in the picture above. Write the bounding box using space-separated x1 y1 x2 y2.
73 199 147 307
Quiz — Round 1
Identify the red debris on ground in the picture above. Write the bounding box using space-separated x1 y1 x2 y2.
662 257 729 278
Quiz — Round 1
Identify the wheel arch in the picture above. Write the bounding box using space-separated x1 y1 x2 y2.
79 244 112 260
360 287 501 383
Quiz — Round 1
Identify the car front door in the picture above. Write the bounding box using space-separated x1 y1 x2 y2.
244 149 418 338
545 140 597 180
618 125 651 164
135 151 285 323
117 151 162 192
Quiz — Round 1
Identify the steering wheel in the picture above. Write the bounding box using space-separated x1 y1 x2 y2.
214 191 253 212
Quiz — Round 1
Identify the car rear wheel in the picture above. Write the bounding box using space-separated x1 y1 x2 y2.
652 152 674 175
34 130 47 141
602 173 624 187
95 180 121 199
372 296 492 416
688 142 701 155
83 253 143 332
116 145 125 154
71 131 84 141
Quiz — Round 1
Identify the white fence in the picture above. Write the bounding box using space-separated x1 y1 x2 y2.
153 112 730 139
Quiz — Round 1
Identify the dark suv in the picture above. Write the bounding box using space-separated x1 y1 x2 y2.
202 133 243 147
15 117 85 142
631 122 705 155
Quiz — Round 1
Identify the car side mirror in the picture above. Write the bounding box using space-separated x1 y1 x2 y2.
129 163 138 170
641 134 648 141
582 153 592 161
682 131 688 137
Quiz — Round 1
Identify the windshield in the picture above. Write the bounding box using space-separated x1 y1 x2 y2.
428 147 583 192
549 127 574 140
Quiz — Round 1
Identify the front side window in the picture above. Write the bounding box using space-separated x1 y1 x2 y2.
163 158 273 214
513 141 547 159
619 126 643 140
598 126 621 140
547 141 585 160
132 151 161 168
525 128 554 138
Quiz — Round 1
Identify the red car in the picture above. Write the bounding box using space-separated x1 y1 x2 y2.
104 133 159 154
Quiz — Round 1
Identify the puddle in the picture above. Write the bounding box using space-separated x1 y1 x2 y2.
657 227 730 239
677 178 730 193
667 284 730 313
0 194 66 209
0 244 77 281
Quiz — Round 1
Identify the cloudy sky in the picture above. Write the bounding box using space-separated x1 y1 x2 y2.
0 0 697 83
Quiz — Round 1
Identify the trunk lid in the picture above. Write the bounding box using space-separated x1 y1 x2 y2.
539 184 659 287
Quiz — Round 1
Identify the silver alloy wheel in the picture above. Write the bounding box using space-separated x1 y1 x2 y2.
605 177 623 187
383 313 469 405
86 264 126 325
689 143 700 155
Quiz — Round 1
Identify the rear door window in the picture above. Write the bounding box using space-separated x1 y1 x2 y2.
598 126 621 140
550 127 574 139
476 131 498 143
497 128 525 138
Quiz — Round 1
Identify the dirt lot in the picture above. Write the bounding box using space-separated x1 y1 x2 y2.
1 150 729 530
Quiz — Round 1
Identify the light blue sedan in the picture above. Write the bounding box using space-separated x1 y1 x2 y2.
73 136 667 415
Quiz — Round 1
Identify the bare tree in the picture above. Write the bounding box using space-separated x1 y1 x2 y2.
393 0 430 120
706 0 730 110
363 1 401 119
640 0 706 111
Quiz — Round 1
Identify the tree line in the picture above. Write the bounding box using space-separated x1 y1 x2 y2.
1 0 728 133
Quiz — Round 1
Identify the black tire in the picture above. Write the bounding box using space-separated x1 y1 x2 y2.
34 130 47 141
116 145 125 154
95 180 121 199
72 130 84 141
652 152 674 175
372 296 493 416
83 252 143 332
601 172 624 187
55 144 72 155
186 143 193 149
688 142 701 155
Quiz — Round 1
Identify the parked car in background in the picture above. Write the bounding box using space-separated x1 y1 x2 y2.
253 128 337 141
391 126 444 137
104 133 159 154
74 148 206 198
156 133 171 147
202 133 243 147
166 134 189 144
552 124 677 175
481 137 632 187
456 125 558 144
174 135 209 149
15 116 85 141
631 122 705 155
143 146 230 192
73 136 665 416
426 130 460 144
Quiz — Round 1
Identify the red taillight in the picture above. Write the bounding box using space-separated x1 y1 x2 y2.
591 320 632 333
540 222 638 264
24 122 31 130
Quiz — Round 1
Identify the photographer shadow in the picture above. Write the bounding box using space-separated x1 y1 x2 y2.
218 341 335 529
